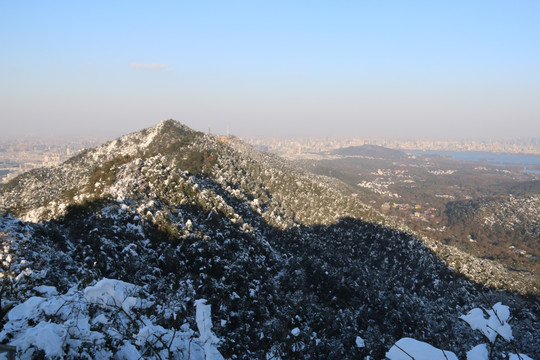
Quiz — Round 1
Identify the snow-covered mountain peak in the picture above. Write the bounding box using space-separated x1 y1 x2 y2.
89 119 197 162
91 122 162 160
0 120 211 221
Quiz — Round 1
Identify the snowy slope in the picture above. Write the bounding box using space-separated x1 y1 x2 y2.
0 120 538 359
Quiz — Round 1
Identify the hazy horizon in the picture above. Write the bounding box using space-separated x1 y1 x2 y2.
0 120 538 144
1 1 539 140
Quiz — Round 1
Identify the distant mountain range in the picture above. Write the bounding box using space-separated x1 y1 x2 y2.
331 145 409 160
0 120 538 359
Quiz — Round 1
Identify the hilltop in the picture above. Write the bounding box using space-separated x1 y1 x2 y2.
0 120 538 359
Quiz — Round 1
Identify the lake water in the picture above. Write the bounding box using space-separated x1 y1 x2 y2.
407 150 540 174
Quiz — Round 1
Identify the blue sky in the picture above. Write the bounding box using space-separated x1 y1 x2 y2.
1 1 539 139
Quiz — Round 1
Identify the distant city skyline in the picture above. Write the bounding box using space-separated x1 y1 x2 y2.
1 1 539 140
2 132 539 186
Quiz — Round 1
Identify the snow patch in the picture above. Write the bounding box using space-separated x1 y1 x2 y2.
84 278 138 313
467 344 488 360
355 335 365 348
7 296 45 322
11 322 66 357
34 285 58 296
1 278 225 360
460 302 513 343
195 299 224 360
386 338 458 360
115 342 141 359
509 353 534 360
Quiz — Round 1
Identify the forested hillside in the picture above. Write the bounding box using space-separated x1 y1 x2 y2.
0 120 538 359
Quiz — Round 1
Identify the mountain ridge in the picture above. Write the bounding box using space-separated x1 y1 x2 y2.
1 120 535 294
331 144 409 160
0 120 538 359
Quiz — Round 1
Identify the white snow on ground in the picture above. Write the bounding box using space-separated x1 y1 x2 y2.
6 296 45 322
11 322 66 357
0 279 224 360
355 335 365 348
386 303 531 360
195 299 224 360
84 278 138 313
115 342 141 359
33 285 58 296
467 344 488 360
195 299 213 342
460 302 513 343
386 338 458 360
91 121 164 161
508 353 534 360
